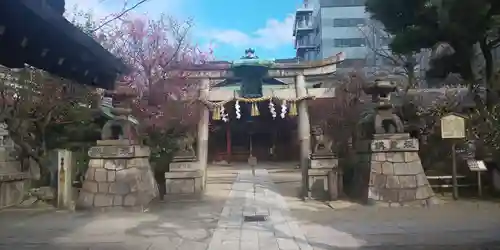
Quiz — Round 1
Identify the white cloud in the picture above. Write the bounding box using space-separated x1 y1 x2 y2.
64 0 110 20
204 14 295 49
64 0 184 23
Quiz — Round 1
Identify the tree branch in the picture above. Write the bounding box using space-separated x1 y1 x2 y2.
357 24 404 67
92 0 151 32
160 18 193 69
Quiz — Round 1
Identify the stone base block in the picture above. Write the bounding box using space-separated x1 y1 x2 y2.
88 144 150 159
308 169 342 200
77 144 158 210
165 170 203 195
310 158 338 169
169 161 200 172
367 148 436 207
311 153 336 160
248 156 257 166
308 169 329 200
172 155 197 162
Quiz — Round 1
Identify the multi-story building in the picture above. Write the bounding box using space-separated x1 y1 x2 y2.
293 0 387 69
292 1 316 62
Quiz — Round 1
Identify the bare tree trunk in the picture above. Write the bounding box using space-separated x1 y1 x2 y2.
479 38 499 106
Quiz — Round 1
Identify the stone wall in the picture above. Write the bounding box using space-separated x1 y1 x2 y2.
0 174 28 209
77 140 158 209
360 134 437 206
0 129 30 209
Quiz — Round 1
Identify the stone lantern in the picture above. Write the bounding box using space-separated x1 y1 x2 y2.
77 87 158 210
363 79 404 134
358 79 437 207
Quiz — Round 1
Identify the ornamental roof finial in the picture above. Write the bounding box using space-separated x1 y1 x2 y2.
241 48 258 59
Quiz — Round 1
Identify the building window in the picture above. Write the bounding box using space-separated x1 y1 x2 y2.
334 38 366 47
333 18 366 27
320 0 366 7
297 34 315 47
296 14 313 29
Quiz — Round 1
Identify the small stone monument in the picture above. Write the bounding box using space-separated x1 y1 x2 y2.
77 87 158 210
164 132 204 195
360 79 437 207
308 126 340 200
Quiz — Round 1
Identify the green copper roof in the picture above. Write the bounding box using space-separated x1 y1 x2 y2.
232 58 274 67
232 49 274 68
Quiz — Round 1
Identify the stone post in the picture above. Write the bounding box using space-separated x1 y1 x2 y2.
56 149 74 209
295 74 311 199
198 78 210 190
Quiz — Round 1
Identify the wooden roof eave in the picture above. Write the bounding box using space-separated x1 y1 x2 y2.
18 0 129 74
0 0 129 89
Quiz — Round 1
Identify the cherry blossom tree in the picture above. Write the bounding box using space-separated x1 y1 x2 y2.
0 67 99 183
98 15 212 130
93 15 213 197
309 72 366 155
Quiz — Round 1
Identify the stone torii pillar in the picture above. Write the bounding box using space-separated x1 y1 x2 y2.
295 74 311 199
198 78 210 190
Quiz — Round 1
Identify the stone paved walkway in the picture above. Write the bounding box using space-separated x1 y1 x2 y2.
208 169 312 250
0 167 238 250
1 164 500 249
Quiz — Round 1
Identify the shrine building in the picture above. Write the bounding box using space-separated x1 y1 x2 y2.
176 49 346 165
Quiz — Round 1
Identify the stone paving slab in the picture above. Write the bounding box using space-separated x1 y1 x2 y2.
267 165 500 250
2 164 500 250
0 168 236 250
208 169 313 250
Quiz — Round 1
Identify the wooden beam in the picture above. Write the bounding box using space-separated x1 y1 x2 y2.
207 87 336 101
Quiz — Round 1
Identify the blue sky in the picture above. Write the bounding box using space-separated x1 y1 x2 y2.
65 0 302 60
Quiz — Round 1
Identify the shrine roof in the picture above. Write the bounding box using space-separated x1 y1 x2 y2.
0 0 129 90
173 53 344 72
212 77 288 88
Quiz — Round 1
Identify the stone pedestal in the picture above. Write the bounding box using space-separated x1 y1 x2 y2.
77 140 158 209
165 156 203 195
308 154 340 200
366 134 437 207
